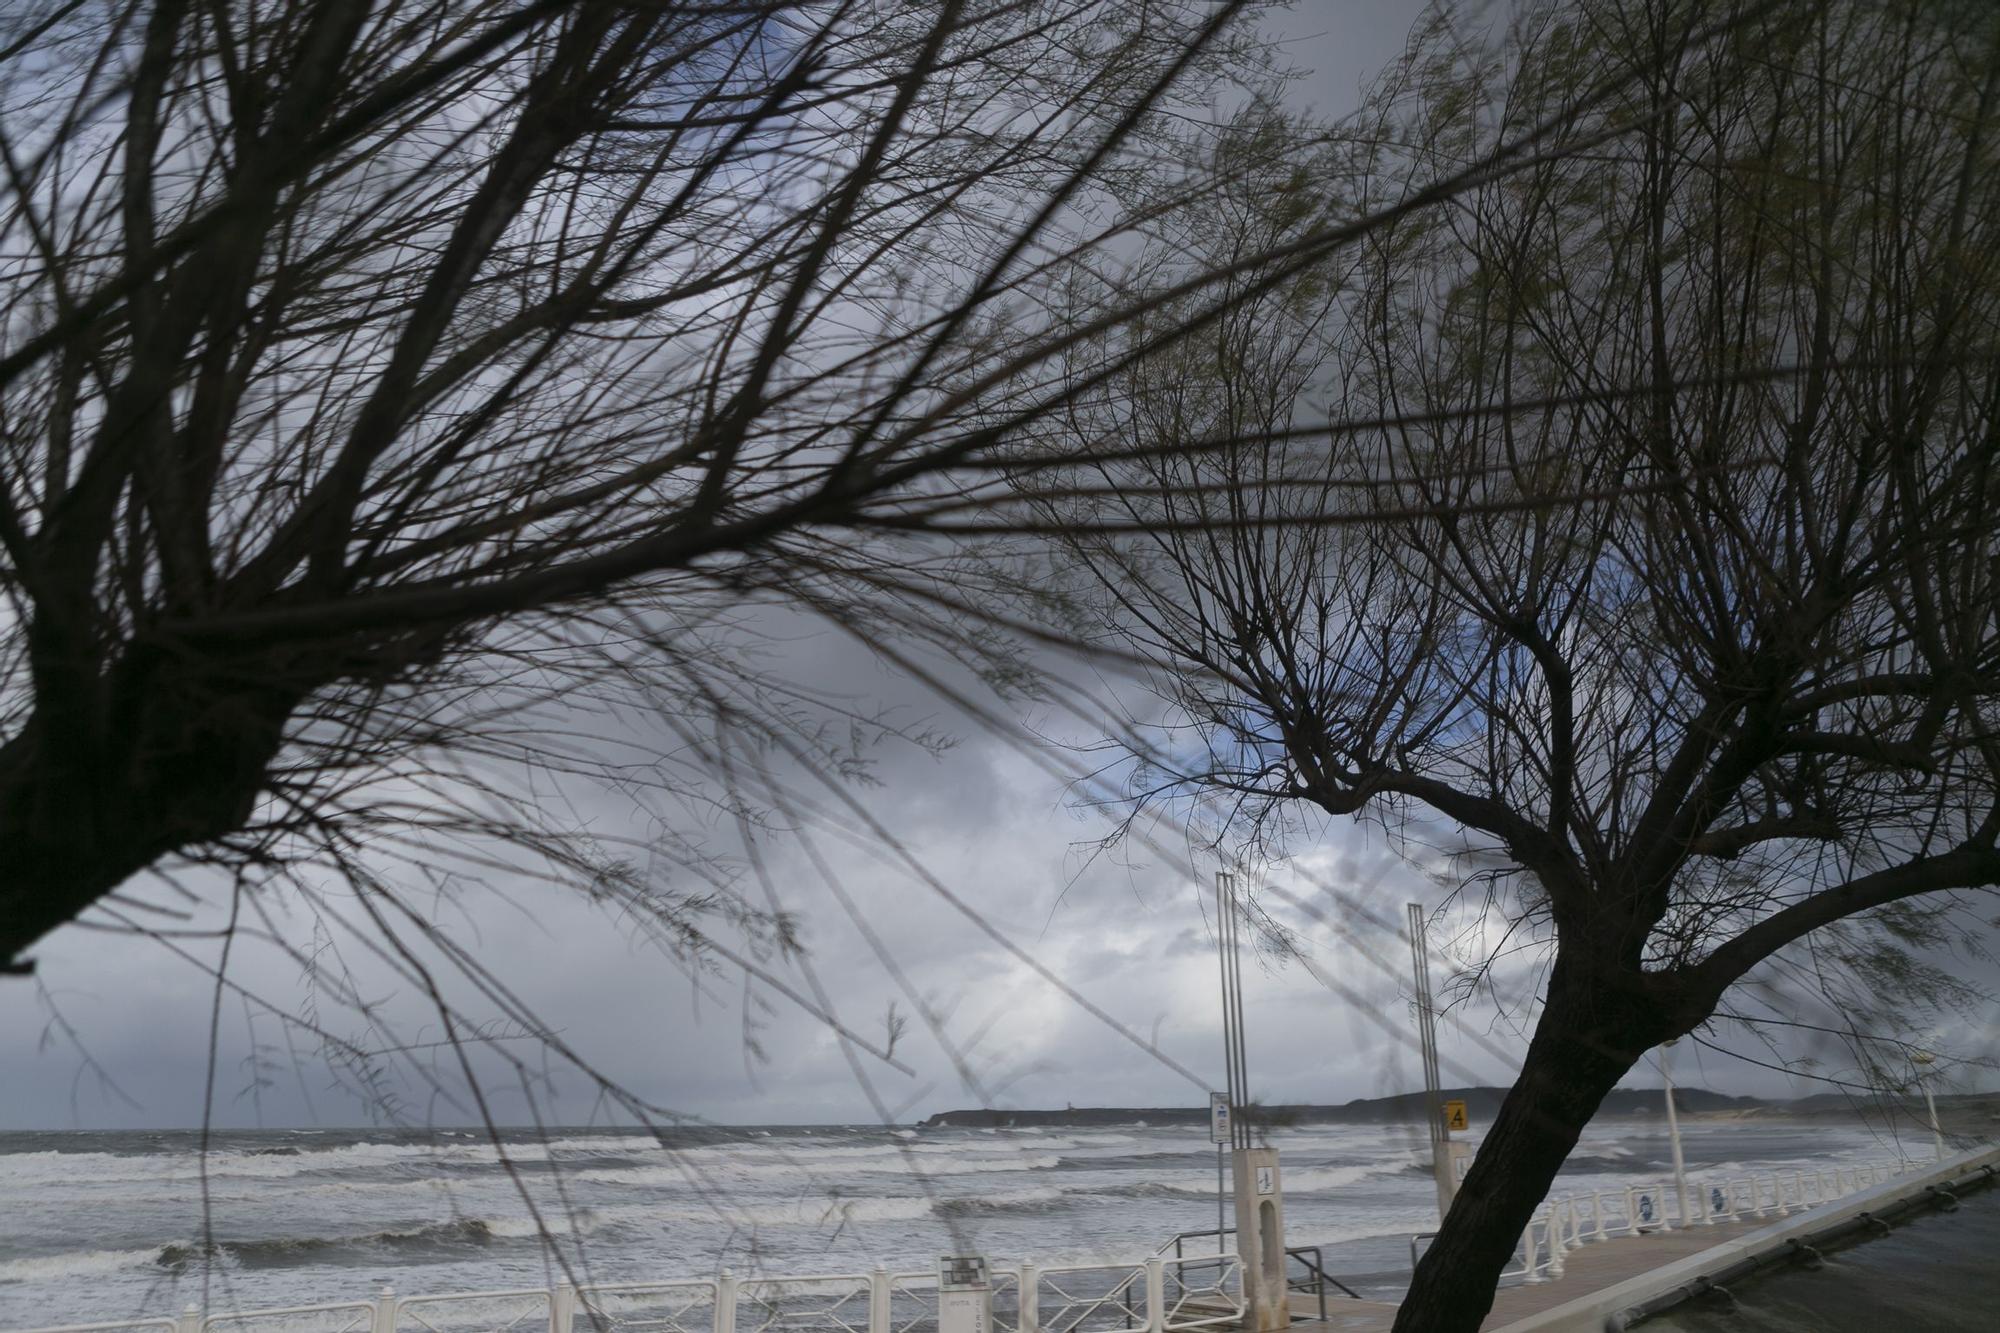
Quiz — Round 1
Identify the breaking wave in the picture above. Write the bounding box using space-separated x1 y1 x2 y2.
151 1216 591 1271
0 1217 580 1285
1285 1165 1393 1193
933 1188 1069 1217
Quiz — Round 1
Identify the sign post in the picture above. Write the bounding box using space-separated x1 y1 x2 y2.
938 1257 991 1333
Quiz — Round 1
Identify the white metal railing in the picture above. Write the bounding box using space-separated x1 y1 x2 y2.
1473 1157 1917 1284
1158 1255 1243 1331
201 1302 378 1333
883 1272 938 1333
572 1281 712 1333
6 1312 180 1320
733 1276 870 1333
22 1254 1242 1333
1027 1262 1146 1333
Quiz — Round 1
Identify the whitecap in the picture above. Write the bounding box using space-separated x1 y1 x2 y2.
0 1248 164 1283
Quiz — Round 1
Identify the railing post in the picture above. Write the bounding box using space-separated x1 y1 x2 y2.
1545 1207 1566 1280
1018 1262 1039 1333
374 1286 397 1333
1623 1185 1637 1233
1144 1257 1165 1333
550 1282 574 1333
718 1271 738 1333
177 1303 201 1333
870 1267 891 1333
1520 1222 1543 1284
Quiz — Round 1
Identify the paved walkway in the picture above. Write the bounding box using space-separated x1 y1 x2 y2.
1294 1216 1777 1331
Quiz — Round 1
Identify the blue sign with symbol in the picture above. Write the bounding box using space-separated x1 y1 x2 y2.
1711 1186 1726 1216
1638 1193 1655 1223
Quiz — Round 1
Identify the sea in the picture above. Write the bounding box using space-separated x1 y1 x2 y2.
0 1116 1913 1330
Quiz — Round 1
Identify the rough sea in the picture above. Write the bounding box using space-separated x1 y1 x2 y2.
0 1116 1910 1330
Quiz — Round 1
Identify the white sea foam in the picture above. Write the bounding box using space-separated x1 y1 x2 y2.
723 1197 939 1227
1283 1164 1395 1193
0 1249 162 1284
0 1134 734 1189
577 1152 1063 1188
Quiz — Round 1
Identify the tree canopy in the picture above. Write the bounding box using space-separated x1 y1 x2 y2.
1045 0 2000 1326
0 0 1311 971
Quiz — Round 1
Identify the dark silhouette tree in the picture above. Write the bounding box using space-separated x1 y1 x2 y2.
0 0 1335 972
1041 1 2000 1327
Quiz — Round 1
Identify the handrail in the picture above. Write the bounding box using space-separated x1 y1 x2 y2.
1282 1245 1360 1303
1156 1225 1361 1304
13 1248 1258 1333
1407 1156 1923 1286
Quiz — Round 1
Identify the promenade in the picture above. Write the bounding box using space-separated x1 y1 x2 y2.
1310 1215 1775 1330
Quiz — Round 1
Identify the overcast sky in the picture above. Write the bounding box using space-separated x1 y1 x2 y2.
5 3 1992 1133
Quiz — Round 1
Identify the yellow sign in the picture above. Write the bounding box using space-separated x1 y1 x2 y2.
1443 1099 1470 1132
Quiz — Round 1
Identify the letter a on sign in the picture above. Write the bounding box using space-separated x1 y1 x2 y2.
1443 1100 1470 1132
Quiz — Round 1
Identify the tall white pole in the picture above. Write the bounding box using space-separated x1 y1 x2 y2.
1217 1142 1225 1240
1662 1040 1690 1227
1913 1050 1944 1162
1408 904 1452 1222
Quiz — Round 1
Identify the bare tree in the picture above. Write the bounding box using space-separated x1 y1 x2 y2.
1042 0 2000 1327
0 0 1347 972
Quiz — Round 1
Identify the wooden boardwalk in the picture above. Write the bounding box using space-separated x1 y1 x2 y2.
1296 1216 1777 1331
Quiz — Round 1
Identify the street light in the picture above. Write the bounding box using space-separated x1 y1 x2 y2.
1911 1048 1944 1163
1662 1039 1692 1227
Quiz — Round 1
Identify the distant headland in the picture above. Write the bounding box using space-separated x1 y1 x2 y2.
919 1086 2000 1130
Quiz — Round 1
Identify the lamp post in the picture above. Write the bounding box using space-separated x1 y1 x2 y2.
1912 1049 1944 1163
1661 1039 1691 1227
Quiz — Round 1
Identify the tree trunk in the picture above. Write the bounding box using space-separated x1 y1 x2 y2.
1391 957 1665 1332
0 654 304 969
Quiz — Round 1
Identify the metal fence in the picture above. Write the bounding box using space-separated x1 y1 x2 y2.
14 1254 1242 1333
1412 1156 1918 1284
